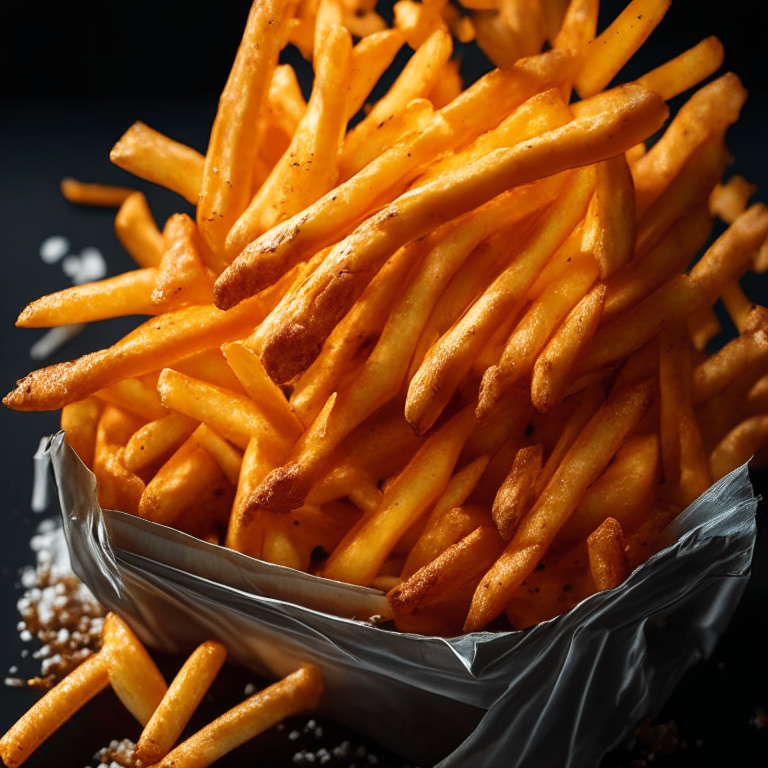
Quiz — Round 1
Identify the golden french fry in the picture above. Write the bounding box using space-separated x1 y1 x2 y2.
710 414 768 481
17 269 159 327
688 304 722 353
0 651 109 767
625 503 681 569
103 612 167 726
114 191 165 268
466 378 655 632
574 0 671 98
197 0 293 262
492 444 543 542
659 325 684 487
531 284 606 413
153 665 323 768
110 121 205 205
427 58 464 108
135 641 227 766
394 0 448 49
122 411 199 473
60 177 135 207
553 0 599 55
634 36 724 102
60 397 103 470
96 377 167 422
720 280 756 333
587 517 630 591
192 423 244 486
473 0 547 69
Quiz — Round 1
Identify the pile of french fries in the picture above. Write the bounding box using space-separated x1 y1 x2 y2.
5 0 768 639
0 612 323 767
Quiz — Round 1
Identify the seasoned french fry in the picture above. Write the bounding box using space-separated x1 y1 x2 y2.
103 612 167 727
60 177 135 207
122 411 199 473
493 444 543 542
553 0 599 55
135 641 227 766
574 0 671 98
465 378 655 631
60 397 103 470
16 269 159 327
587 517 630 591
153 665 323 768
192 424 244 486
95 377 167 422
110 122 205 205
114 191 165 268
0 651 109 767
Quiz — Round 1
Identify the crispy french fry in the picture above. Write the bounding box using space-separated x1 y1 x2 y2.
114 192 165 268
17 269 159 327
96 377 167 422
0 651 109 767
721 280 756 333
710 414 768 481
192 423 244 486
153 665 323 768
110 122 205 205
135 641 227 766
103 613 167 727
553 0 599 55
688 305 722 353
574 0 671 98
122 411 199 473
659 325 684 487
197 0 293 262
322 404 477 586
625 502 681 569
587 517 630 591
60 397 103 470
428 57 464 107
60 178 135 207
710 175 758 225
465 378 655 632
394 0 448 49
492 444 543 541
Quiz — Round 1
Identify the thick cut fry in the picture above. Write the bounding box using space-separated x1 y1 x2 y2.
197 0 292 262
587 517 630 591
407 166 595 434
153 214 215 308
17 269 159 327
574 0 671 98
601 204 713 324
60 397 103 470
531 284 606 413
465 378 655 631
123 411 199 473
4 270 295 413
214 49 578 308
322 405 477 586
632 73 748 217
634 36 724 102
153 665 323 768
60 178 135 207
114 192 165 268
0 651 109 767
582 153 635 279
110 122 205 205
493 444 543 542
478 255 599 419
103 613 167 727
135 641 227 766
157 369 294 455
228 25 352 251
710 415 768 481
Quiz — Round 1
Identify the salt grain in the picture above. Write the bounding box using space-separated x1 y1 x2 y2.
244 682 256 696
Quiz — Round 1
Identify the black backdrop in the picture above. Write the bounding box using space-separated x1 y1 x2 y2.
1 1 766 766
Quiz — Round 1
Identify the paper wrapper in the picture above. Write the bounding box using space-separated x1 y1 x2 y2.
40 431 757 768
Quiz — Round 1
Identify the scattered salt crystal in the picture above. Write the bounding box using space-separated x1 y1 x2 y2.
4 677 26 688
317 748 331 764
39 236 70 264
355 744 368 758
8 666 18 674
305 719 317 732
244 682 256 696
289 729 301 741
314 726 323 738
19 630 33 642
292 752 306 764
332 741 351 758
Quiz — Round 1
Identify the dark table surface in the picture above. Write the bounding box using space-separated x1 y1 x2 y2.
2 1 767 766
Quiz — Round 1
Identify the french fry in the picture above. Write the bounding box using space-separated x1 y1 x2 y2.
710 175 758 225
60 397 103 470
710 414 768 481
110 121 205 205
322 404 478 586
135 641 227 766
531 284 606 413
587 517 630 591
721 280 756 333
407 166 596 434
192 424 244 486
553 0 599 55
659 325 685 487
153 665 323 768
197 0 293 262
0 651 109 767
394 0 448 49
465 377 655 632
95 377 167 422
634 36 724 102
574 0 671 98
213 49 577 309
122 411 199 473
114 191 165 268
492 444 543 541
103 612 167 727
16 269 159 327
688 305 722 353
227 24 352 251
60 178 135 207
625 502 681 569
427 58 464 107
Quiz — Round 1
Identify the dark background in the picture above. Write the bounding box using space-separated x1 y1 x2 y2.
1 1 766 766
